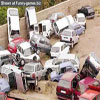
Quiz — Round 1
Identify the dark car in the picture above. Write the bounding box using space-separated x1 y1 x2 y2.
78 5 95 19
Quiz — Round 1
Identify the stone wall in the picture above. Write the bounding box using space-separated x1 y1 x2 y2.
0 0 99 48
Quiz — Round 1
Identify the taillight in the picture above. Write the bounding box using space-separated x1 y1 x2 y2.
51 20 55 23
32 73 35 79
35 44 37 47
70 38 72 41
56 86 60 92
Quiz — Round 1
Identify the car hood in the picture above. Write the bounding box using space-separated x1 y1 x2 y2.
44 59 53 69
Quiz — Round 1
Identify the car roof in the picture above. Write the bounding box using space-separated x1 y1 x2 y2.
79 77 96 86
76 13 85 17
52 42 65 47
55 17 69 30
19 42 31 50
10 16 20 30
11 37 25 45
60 61 74 68
61 72 78 81
24 62 39 66
63 29 74 33
58 54 76 59
80 89 100 99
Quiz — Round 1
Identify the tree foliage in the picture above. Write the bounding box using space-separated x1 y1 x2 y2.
0 0 66 25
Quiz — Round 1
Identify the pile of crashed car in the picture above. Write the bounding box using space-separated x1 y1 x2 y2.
0 5 99 100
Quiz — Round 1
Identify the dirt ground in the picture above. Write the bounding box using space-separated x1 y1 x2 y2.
9 10 100 100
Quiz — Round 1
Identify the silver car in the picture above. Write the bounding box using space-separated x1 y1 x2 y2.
30 34 52 54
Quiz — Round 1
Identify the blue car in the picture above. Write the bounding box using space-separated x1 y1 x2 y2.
50 61 77 82
68 23 85 35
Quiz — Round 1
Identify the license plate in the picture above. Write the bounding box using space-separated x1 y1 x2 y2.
64 37 68 39
61 90 66 94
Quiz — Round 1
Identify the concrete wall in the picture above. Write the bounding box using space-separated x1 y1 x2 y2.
0 0 99 48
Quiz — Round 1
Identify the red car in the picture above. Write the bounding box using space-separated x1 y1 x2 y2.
56 72 96 100
0 92 15 100
8 37 25 53
79 89 100 100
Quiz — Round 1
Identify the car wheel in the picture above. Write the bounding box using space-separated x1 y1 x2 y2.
33 56 37 61
35 77 38 86
82 30 85 34
16 53 20 59
20 59 25 66
54 80 58 82
71 42 74 48
85 24 86 29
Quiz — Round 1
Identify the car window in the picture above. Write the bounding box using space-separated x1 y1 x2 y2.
51 47 60 53
40 39 45 44
97 94 100 100
35 26 38 32
43 25 46 31
9 18 11 25
54 23 59 33
36 64 41 71
24 65 34 72
93 97 96 100
74 25 81 30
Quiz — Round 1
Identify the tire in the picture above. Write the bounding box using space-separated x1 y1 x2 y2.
35 77 38 86
46 68 52 80
85 23 86 29
33 56 37 61
16 53 20 59
71 42 74 48
19 59 25 66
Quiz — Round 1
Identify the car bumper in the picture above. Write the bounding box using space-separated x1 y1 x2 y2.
87 15 95 19
60 40 72 45
56 92 72 100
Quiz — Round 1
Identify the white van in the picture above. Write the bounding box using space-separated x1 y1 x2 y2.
39 20 54 38
66 15 75 25
7 8 20 42
50 42 70 58
25 7 39 39
53 17 69 36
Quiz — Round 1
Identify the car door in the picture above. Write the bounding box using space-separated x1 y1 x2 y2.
35 64 42 80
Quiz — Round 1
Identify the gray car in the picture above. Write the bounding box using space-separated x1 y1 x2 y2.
30 34 52 54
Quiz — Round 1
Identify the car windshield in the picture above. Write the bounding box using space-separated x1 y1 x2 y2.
79 83 86 94
74 24 81 30
62 30 71 36
88 8 94 13
9 10 18 16
52 59 62 65
70 59 77 65
24 65 34 72
58 80 71 89
78 17 85 22
9 42 15 48
11 30 19 36
24 48 34 56
80 98 89 100
54 23 59 33
91 53 100 64
51 47 60 53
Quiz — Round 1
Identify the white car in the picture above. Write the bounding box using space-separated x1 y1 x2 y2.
75 13 86 28
50 42 70 58
25 7 38 39
58 53 80 70
17 42 40 62
60 29 79 48
44 55 79 74
23 62 46 85
7 8 20 42
88 52 100 69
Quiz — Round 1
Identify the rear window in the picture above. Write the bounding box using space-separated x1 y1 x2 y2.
91 53 100 64
80 98 88 100
24 65 34 72
51 47 60 53
62 30 71 36
9 10 18 16
88 8 94 13
58 80 71 89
